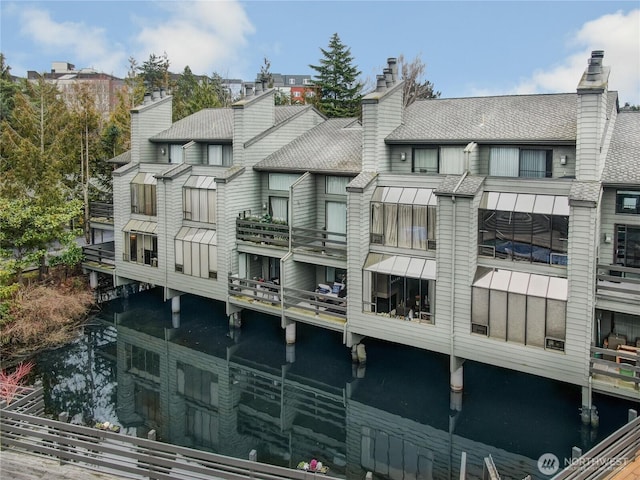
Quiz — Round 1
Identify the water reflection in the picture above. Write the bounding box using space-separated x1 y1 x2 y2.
35 288 637 480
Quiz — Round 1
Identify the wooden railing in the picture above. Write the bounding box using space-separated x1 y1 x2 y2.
89 202 114 222
236 218 289 248
283 286 347 321
0 409 342 480
82 242 115 266
228 275 282 305
0 384 45 415
597 264 640 300
590 346 640 388
291 226 346 256
551 411 640 480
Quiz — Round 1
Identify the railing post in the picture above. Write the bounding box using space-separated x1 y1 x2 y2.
57 412 70 465
629 409 637 422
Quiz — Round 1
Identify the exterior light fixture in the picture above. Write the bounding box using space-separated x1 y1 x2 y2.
400 152 407 161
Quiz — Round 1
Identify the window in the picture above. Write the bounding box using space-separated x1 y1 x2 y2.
303 78 312 85
130 172 157 215
413 148 438 173
124 232 158 267
175 227 218 279
478 192 569 265
471 268 567 352
183 176 217 223
489 147 552 178
177 362 219 407
361 426 433 478
134 385 160 423
170 144 184 164
616 191 640 214
269 196 288 222
370 187 436 250
288 78 296 85
326 201 346 242
293 91 301 98
268 173 299 191
615 225 640 268
126 343 160 378
326 176 350 195
207 144 233 166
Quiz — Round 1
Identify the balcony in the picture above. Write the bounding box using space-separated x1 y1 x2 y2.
283 286 347 326
236 218 289 248
590 345 640 400
292 226 346 257
82 241 115 269
228 275 282 308
89 202 114 225
597 264 640 303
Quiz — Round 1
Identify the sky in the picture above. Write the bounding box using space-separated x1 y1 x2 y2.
1 0 639 105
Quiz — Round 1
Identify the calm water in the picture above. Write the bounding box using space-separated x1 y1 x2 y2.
33 288 638 480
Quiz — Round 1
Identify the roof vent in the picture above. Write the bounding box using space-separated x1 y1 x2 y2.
387 57 398 83
376 74 387 92
587 50 604 79
255 80 263 95
383 68 393 87
143 92 151 105
244 82 255 98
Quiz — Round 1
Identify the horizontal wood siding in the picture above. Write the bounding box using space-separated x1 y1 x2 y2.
283 255 316 292
361 86 403 172
130 98 173 164
576 93 605 181
291 173 315 229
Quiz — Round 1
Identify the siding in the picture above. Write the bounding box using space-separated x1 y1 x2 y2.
361 86 403 172
130 97 173 164
291 172 315 229
576 92 608 181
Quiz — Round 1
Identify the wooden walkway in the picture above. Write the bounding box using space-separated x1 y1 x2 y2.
608 455 640 480
0 449 129 480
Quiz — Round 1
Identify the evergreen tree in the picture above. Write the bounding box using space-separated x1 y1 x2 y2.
309 33 363 118
0 53 20 122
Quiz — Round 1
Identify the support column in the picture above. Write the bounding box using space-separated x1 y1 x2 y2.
89 271 98 289
450 356 464 392
171 296 181 314
285 322 296 345
580 382 598 426
286 344 296 363
229 311 242 328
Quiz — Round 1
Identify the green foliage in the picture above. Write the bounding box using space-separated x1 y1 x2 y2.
309 33 363 118
259 57 273 88
48 243 84 269
172 66 229 121
138 52 170 91
0 197 83 278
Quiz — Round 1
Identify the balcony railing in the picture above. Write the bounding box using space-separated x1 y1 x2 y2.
597 264 640 301
283 286 347 321
236 218 289 248
89 202 114 223
590 345 640 391
291 226 346 256
82 241 115 266
228 275 282 306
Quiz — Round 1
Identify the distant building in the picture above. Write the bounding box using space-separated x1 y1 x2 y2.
261 73 317 104
28 61 124 118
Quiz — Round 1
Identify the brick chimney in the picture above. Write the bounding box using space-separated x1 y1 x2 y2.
575 50 612 181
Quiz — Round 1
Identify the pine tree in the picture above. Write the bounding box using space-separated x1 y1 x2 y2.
309 33 363 118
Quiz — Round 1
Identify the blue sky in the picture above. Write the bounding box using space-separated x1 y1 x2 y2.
1 1 639 104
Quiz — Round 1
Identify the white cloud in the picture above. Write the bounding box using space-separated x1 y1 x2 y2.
133 0 255 78
18 6 128 76
473 9 640 105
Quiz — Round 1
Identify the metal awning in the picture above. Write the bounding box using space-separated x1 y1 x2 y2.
472 267 567 300
479 192 569 215
184 175 216 190
131 172 157 185
123 219 158 234
371 187 437 206
364 253 436 280
176 227 217 245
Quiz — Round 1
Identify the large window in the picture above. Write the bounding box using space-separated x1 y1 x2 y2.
412 147 465 174
269 196 288 222
183 176 216 224
170 144 184 164
124 231 158 267
471 268 567 352
207 144 233 166
177 363 219 407
268 173 300 191
616 190 640 215
175 227 218 279
489 147 552 178
363 254 436 324
370 187 436 250
326 176 350 195
478 192 569 265
130 172 157 215
616 225 640 268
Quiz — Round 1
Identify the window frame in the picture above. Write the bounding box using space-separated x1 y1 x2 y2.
616 190 640 215
412 147 439 174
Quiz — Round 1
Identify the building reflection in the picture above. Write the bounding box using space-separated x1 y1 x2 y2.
101 290 601 480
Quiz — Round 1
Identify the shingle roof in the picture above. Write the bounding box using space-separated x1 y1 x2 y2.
434 175 484 197
387 93 579 143
151 108 234 142
602 111 640 184
254 118 362 174
570 181 601 204
347 171 378 191
274 105 309 124
107 150 131 164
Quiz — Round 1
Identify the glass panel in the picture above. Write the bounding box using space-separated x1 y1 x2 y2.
170 144 184 164
440 146 465 175
371 203 383 240
385 187 403 203
546 299 566 339
526 297 546 347
508 271 530 294
514 194 536 213
616 190 640 214
200 243 208 279
413 148 438 173
519 150 546 177
406 257 426 278
269 173 299 191
326 176 350 195
489 147 519 176
480 192 500 210
507 293 526 343
472 288 489 326
269 197 288 222
527 274 550 298
422 260 436 279
222 145 233 166
208 190 217 224
533 195 554 214
414 188 432 206
175 239 183 266
326 201 347 241
399 188 417 204
397 204 413 248
208 145 222 166
392 256 411 277
384 204 398 246
489 290 507 340
490 269 511 291
412 205 428 249
553 196 570 216
371 187 385 202
496 193 517 211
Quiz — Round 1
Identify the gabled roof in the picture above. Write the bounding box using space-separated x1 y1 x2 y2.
151 108 234 142
150 105 309 143
387 93 582 144
602 111 640 185
254 118 362 174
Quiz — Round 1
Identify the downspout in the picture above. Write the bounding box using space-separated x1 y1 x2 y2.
161 177 169 301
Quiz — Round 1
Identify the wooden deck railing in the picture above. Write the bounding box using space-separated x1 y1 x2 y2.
228 275 282 305
0 408 343 480
597 264 640 301
236 218 289 248
89 202 114 222
551 412 640 480
590 346 640 388
82 242 115 265
283 286 347 321
291 226 346 256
